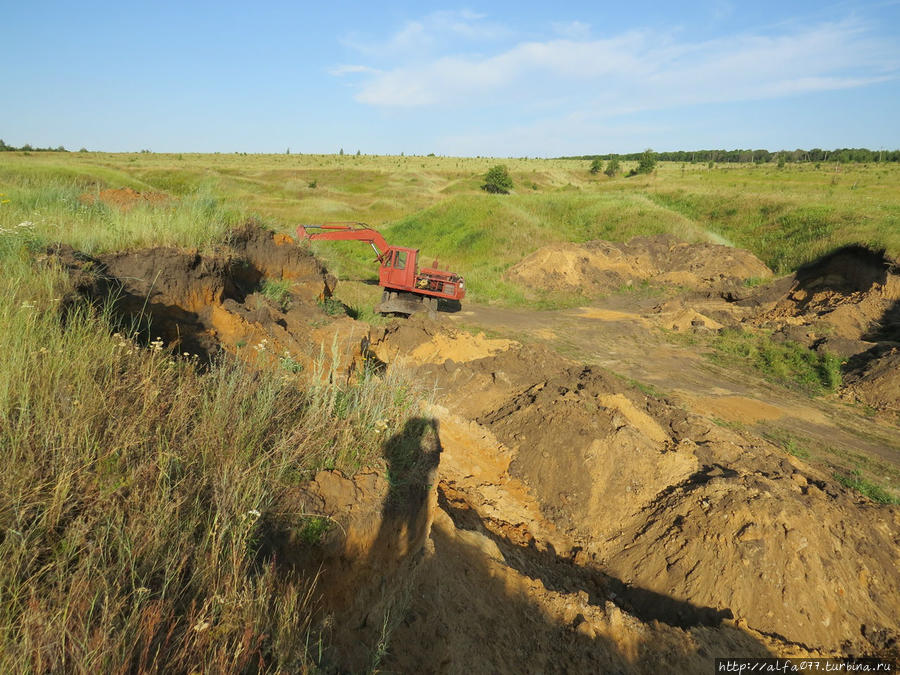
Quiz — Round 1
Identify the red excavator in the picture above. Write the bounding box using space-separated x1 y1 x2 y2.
297 223 466 315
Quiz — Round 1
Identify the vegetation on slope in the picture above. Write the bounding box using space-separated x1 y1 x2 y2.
0 177 419 671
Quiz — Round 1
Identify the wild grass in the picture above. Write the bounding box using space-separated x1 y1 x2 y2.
833 470 900 505
0 201 420 670
260 278 293 311
0 180 243 254
4 152 899 306
708 328 842 395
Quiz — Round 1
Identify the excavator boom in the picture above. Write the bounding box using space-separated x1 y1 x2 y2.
297 223 389 260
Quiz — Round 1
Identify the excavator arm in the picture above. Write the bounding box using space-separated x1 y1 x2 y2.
297 223 389 261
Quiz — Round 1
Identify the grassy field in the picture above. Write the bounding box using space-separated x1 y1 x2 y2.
2 151 898 304
1 150 898 668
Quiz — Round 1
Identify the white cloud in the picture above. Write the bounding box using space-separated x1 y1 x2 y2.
341 9 510 59
551 20 591 40
339 17 898 115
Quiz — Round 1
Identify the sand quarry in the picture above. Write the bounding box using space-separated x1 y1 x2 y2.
49 224 900 672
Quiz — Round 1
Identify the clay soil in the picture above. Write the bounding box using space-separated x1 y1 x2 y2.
50 230 900 672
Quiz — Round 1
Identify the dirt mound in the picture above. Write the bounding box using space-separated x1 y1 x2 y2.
80 187 169 210
370 320 900 661
48 225 359 371
747 246 899 344
506 234 772 295
370 313 516 367
843 348 900 414
740 245 900 411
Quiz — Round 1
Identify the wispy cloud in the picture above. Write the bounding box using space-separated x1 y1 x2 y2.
335 16 898 115
341 9 511 59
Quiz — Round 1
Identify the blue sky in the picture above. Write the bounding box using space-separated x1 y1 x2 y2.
2 1 898 156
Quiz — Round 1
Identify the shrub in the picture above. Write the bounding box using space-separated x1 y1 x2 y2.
604 157 620 177
636 148 657 175
481 165 513 194
589 158 603 175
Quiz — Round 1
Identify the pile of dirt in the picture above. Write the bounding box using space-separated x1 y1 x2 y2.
367 319 900 666
843 348 900 414
739 245 900 412
80 187 169 210
370 313 516 367
506 234 772 296
48 224 363 371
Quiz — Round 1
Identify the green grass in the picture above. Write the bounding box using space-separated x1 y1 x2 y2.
834 470 900 504
708 328 842 395
761 428 812 459
2 150 900 669
260 278 293 311
4 152 900 308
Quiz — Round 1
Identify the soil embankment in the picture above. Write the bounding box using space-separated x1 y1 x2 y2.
507 234 772 296
48 224 366 372
367 320 900 668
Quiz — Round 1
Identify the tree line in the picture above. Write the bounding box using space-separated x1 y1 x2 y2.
563 147 900 164
0 139 72 152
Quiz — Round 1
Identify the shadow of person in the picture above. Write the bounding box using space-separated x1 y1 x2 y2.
321 417 443 672
380 417 443 550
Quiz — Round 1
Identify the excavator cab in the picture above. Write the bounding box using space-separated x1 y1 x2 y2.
379 247 418 291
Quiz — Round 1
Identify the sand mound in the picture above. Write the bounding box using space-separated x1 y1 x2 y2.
370 314 516 366
507 234 772 295
80 187 169 210
370 321 900 659
843 348 900 414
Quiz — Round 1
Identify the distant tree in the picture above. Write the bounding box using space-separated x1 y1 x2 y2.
777 154 786 169
482 165 513 194
589 158 603 174
604 156 620 177
339 148 344 156
356 149 361 156
285 147 290 154
636 148 657 174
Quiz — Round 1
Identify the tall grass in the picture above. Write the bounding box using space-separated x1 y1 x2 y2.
0 223 417 670
0 179 242 254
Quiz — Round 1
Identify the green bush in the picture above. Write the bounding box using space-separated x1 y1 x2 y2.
636 148 657 175
604 157 620 177
589 158 603 175
481 165 513 194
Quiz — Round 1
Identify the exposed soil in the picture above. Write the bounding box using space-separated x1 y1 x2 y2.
738 245 900 413
366 323 900 667
47 224 364 371
506 234 772 296
79 187 169 210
